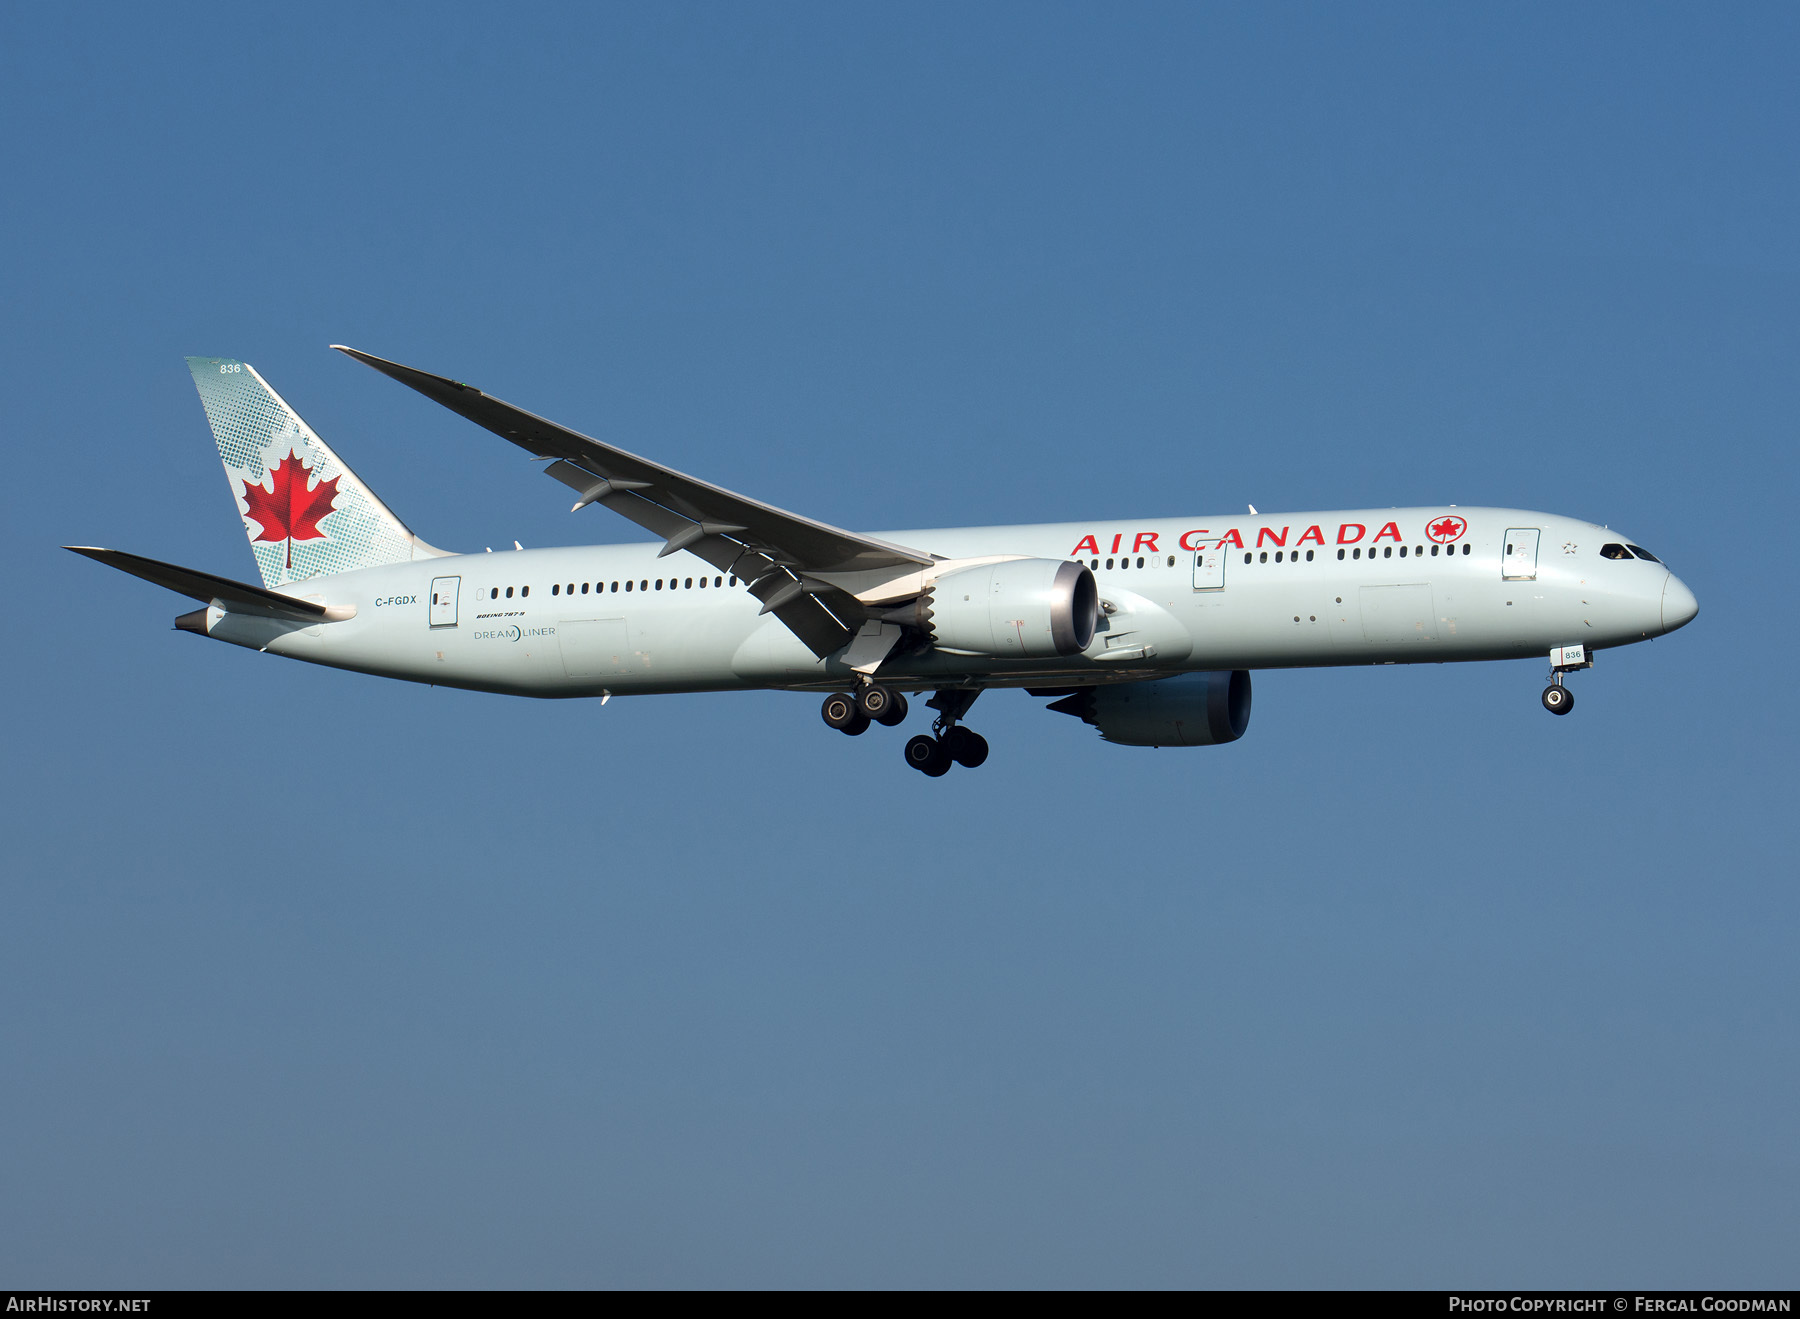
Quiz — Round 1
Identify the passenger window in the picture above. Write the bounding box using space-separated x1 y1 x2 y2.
1136 556 1144 568
1337 549 1345 560
521 586 529 597
552 584 560 595
625 581 633 592
1306 550 1314 561
581 582 589 593
1462 544 1470 555
490 587 498 599
1628 545 1660 562
1383 547 1392 559
1259 552 1268 563
715 576 723 587
685 577 693 589
1167 555 1175 566
1430 545 1438 556
1105 558 1114 569
1352 548 1360 559
1399 546 1407 557
505 586 514 598
1600 544 1632 560
1091 559 1099 569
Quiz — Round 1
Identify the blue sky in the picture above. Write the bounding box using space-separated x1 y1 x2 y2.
2 2 1795 1288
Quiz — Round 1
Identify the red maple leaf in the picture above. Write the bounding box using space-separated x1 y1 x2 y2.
241 451 340 568
1429 516 1465 542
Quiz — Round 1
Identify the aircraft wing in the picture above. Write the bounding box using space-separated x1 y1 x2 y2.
333 346 935 657
65 547 335 623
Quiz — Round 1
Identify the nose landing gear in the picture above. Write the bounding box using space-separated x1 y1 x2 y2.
1541 644 1592 716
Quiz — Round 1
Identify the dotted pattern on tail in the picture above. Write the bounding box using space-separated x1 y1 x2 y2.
187 357 420 589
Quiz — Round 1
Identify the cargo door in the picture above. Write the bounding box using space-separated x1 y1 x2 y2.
429 576 459 627
559 617 632 678
1359 584 1440 644
1501 529 1540 581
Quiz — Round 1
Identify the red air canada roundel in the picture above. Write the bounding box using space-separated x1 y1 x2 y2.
1426 514 1467 544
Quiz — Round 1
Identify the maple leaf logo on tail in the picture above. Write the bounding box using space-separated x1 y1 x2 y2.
241 451 341 569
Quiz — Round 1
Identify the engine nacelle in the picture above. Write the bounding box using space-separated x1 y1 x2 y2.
906 558 1097 659
1048 671 1252 746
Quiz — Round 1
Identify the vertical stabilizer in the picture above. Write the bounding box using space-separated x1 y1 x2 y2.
187 357 444 588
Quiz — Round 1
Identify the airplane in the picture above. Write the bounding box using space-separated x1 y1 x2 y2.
69 350 1699 776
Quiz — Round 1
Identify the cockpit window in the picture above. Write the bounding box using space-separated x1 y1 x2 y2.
1600 543 1632 560
1628 545 1660 563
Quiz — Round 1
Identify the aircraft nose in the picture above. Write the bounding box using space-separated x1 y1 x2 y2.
1662 573 1699 634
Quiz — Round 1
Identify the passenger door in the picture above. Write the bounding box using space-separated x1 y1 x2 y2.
1501 529 1540 581
429 576 460 627
1192 546 1225 590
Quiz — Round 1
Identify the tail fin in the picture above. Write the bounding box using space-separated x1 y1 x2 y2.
186 356 446 588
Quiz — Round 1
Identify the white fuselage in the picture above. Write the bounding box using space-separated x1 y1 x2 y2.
201 507 1694 696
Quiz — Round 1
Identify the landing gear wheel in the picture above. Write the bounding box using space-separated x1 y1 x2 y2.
874 691 909 727
904 734 952 776
940 726 989 768
822 692 859 731
1541 684 1574 716
857 685 895 722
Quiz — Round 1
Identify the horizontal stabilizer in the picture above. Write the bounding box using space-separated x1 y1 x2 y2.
65 547 337 622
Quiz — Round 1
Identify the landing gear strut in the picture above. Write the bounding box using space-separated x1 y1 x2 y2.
1541 644 1592 717
902 689 989 775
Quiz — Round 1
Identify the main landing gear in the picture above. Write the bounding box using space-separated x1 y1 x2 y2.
1541 644 1593 717
903 725 990 777
819 685 990 775
820 686 908 735
903 689 988 776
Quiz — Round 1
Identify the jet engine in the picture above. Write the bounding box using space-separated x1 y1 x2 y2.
888 559 1098 659
1047 670 1252 746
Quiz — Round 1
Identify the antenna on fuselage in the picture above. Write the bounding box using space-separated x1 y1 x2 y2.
1248 504 1258 515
